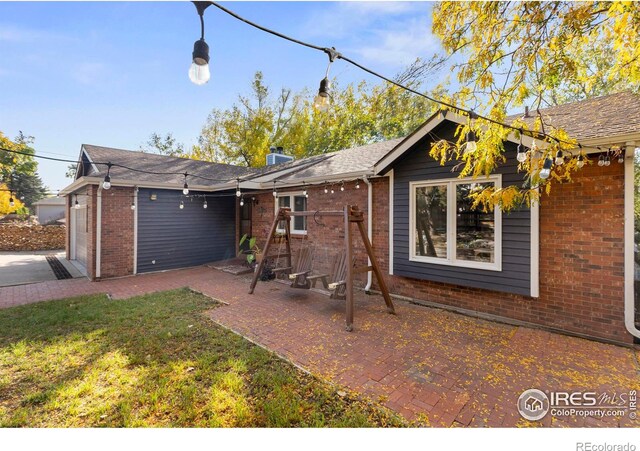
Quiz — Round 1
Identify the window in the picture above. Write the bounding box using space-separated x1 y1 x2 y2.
410 176 502 271
275 193 307 234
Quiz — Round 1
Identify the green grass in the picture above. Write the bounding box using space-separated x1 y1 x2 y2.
0 289 405 427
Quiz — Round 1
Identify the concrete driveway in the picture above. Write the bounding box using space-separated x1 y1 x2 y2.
0 251 84 287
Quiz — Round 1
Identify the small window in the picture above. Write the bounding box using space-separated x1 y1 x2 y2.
275 193 307 234
410 177 502 271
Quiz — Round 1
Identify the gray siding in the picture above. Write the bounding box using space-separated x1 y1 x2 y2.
137 188 236 273
392 121 531 296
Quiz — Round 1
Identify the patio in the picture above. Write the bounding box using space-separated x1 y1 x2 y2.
0 265 638 427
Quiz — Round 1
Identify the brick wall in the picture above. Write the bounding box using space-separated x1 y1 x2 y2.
99 186 135 278
369 163 630 345
250 180 371 284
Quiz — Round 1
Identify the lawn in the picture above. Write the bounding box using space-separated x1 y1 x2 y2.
0 289 405 427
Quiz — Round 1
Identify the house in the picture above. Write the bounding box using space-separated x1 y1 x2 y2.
60 91 640 346
33 196 66 224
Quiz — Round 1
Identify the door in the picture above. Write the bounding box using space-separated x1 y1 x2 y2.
72 205 88 270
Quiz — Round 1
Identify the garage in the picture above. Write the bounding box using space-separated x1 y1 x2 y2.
136 188 236 273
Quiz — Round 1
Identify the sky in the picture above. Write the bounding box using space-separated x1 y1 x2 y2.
0 1 436 191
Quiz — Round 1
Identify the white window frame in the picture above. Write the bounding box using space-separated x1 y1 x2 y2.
275 191 308 235
409 175 502 271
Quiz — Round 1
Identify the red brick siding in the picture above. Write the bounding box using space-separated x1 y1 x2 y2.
369 163 630 345
250 181 371 284
99 186 135 278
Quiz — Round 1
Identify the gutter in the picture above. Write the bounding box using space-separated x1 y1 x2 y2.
364 176 373 292
96 185 103 279
623 145 640 339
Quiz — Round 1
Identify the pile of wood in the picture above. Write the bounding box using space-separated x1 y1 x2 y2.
0 223 65 251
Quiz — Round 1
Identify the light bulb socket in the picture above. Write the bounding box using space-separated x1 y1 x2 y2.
466 129 476 144
192 39 210 65
318 77 330 97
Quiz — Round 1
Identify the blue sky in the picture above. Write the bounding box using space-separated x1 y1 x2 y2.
0 1 436 191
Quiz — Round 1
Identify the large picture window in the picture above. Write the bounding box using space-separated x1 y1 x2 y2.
275 193 307 234
410 177 502 271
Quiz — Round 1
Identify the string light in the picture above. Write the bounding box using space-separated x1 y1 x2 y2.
355 179 360 189
618 147 625 164
516 132 527 163
554 149 564 166
74 196 80 209
203 199 208 209
239 196 244 207
130 200 136 210
340 180 345 192
324 182 328 194
179 200 184 210
272 181 277 197
539 157 553 179
465 112 478 154
598 154 605 167
576 154 585 168
183 173 189 195
103 163 112 190
302 182 307 197
330 185 334 194
189 2 211 85
9 194 15 207
236 179 241 197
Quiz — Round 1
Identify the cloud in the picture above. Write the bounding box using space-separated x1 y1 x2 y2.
300 1 426 40
352 18 437 67
72 62 108 85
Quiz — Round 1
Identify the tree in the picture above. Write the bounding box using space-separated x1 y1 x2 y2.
10 172 48 210
194 68 441 167
0 183 25 215
140 132 185 157
65 164 77 179
0 131 37 185
427 1 640 210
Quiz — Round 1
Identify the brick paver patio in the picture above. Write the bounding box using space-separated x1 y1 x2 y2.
1 265 638 427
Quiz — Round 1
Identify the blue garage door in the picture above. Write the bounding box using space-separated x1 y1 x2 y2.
137 188 236 273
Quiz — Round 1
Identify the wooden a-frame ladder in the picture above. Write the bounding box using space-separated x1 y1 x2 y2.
248 205 396 331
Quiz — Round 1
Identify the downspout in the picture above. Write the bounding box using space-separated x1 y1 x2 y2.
623 145 640 339
96 185 103 279
133 186 138 275
364 176 373 293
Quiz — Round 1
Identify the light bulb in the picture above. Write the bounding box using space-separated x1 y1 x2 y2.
555 150 564 166
239 199 244 207
183 182 189 195
576 155 585 168
130 203 136 210
189 62 210 86
272 190 277 197
540 158 553 180
9 198 14 207
313 77 331 112
340 185 344 192
619 154 625 164
179 201 184 210
103 175 111 190
516 150 527 163
598 155 605 166
356 181 360 189
303 189 307 197
203 201 208 209
465 129 477 154
324 187 328 194
75 201 80 209
236 189 241 197
604 156 610 166
331 188 334 194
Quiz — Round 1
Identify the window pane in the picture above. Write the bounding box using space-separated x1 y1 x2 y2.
415 185 447 258
455 183 495 263
293 196 307 231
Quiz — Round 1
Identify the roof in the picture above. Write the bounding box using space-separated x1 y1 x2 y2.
506 91 640 141
33 196 65 206
274 139 404 183
80 144 254 187
67 91 639 193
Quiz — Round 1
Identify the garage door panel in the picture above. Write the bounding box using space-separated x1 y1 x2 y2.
137 189 235 273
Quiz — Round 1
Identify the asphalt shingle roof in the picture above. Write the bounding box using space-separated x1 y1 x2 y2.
81 145 254 187
506 91 640 140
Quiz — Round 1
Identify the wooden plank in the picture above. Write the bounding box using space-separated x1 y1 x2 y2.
249 208 287 294
283 211 344 217
353 265 373 274
353 206 395 314
344 205 354 331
